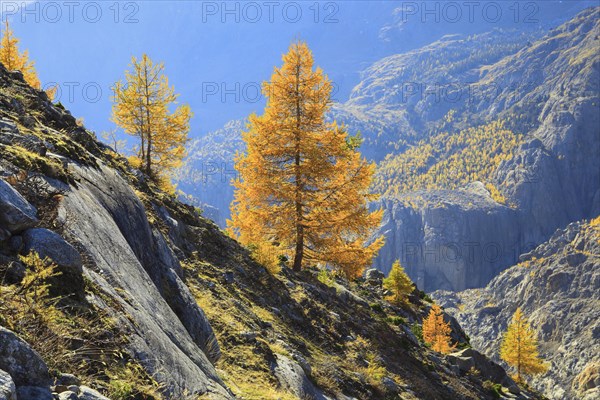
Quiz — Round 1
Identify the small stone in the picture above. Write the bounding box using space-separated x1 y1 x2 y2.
67 385 79 393
58 391 79 400
0 369 16 400
240 331 257 342
54 384 69 393
260 320 273 329
381 376 399 393
56 373 80 387
223 271 234 284
78 386 111 400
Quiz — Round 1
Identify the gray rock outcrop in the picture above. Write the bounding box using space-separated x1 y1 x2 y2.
22 228 83 272
53 163 229 398
447 348 519 393
0 326 50 387
271 354 331 400
0 178 38 233
0 370 16 400
433 219 600 399
375 190 522 291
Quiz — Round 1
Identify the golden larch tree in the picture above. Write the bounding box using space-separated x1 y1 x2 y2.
383 260 413 304
423 304 455 354
0 20 56 99
228 41 384 278
500 308 547 383
111 54 191 191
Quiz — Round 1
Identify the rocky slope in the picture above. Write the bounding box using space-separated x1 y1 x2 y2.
371 7 600 291
330 28 541 160
0 64 545 399
433 218 600 400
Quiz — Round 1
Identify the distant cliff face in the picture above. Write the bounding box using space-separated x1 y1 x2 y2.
176 119 244 228
432 219 600 400
372 7 600 291
375 187 523 292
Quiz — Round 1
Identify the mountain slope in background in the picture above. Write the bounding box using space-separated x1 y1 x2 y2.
176 119 245 227
433 218 600 400
178 6 599 227
372 7 600 291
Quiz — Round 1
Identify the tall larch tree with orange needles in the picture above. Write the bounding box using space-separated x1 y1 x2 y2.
228 41 383 278
423 304 456 354
111 54 191 192
0 20 55 99
500 308 547 383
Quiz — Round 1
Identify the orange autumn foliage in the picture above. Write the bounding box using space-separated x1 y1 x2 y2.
423 304 456 354
228 41 383 278
0 20 55 100
111 54 191 192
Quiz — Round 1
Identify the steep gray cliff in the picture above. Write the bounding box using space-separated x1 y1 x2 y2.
376 187 522 291
56 162 227 397
372 7 600 291
433 219 600 400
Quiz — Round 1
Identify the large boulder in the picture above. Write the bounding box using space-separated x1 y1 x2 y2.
0 326 50 387
0 370 16 400
22 228 82 273
446 348 518 392
56 164 229 398
0 179 38 233
271 354 331 400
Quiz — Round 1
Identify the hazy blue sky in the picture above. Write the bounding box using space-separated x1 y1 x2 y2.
1 0 593 142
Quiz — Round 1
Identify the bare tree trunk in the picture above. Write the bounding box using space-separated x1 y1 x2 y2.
292 62 303 272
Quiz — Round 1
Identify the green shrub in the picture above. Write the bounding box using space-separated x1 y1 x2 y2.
317 269 335 287
385 316 406 326
370 303 384 313
411 323 423 343
482 380 503 398
418 291 433 303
